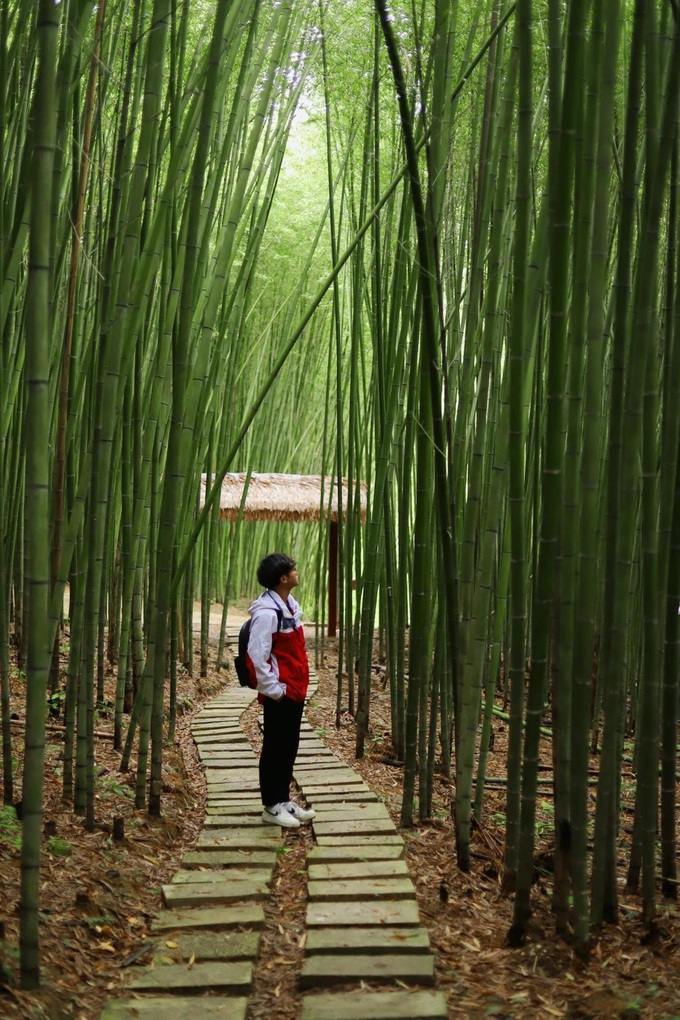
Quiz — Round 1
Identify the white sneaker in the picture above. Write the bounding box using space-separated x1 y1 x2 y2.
261 803 300 829
283 801 315 823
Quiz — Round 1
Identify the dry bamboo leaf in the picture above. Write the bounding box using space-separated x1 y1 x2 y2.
538 1004 565 1017
187 954 196 970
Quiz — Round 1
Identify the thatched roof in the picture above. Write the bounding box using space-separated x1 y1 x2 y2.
199 473 368 523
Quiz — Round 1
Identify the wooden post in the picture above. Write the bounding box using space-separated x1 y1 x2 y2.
328 519 338 637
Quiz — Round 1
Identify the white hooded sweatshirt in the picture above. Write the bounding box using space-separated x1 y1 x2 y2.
246 589 303 700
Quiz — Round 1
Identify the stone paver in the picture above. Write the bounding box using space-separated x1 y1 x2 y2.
200 751 257 760
199 722 244 729
296 750 347 757
151 903 265 932
314 834 403 847
305 787 374 800
307 900 421 927
172 866 273 884
313 818 398 837
308 860 408 881
205 802 263 815
293 754 344 763
307 790 379 803
206 769 260 784
300 953 434 988
307 844 404 863
192 724 243 734
295 766 362 778
183 850 277 869
306 927 430 955
307 877 415 902
301 778 369 789
101 997 247 1020
299 990 448 1020
161 879 268 907
206 789 262 798
203 768 259 778
196 832 280 849
207 781 261 794
154 931 260 961
203 814 270 827
312 804 391 821
194 746 252 756
193 739 252 750
205 789 258 799
128 961 251 993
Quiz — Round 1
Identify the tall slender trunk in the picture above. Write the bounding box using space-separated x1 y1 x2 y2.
591 0 645 926
20 0 62 990
503 0 531 895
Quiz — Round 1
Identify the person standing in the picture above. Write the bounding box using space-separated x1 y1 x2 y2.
246 553 315 829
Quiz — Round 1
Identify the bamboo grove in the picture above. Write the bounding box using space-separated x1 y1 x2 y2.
1 0 679 989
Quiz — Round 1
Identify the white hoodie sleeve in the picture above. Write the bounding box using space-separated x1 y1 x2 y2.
247 606 287 700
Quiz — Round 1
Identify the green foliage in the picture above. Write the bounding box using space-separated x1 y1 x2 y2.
0 805 21 851
484 1005 508 1017
46 837 72 858
46 689 65 716
103 778 135 800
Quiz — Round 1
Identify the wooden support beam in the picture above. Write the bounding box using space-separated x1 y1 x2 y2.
328 520 338 637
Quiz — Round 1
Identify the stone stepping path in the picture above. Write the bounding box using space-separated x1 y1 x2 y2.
101 686 267 1020
101 677 447 1020
298 723 446 1017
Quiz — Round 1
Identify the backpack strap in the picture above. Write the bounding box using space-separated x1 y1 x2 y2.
265 591 284 630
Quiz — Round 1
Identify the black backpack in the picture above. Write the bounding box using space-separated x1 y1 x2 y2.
234 603 283 687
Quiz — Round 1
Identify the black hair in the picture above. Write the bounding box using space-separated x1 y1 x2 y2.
257 552 296 590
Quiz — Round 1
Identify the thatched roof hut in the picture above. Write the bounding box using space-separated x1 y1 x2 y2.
199 473 368 636
199 473 368 523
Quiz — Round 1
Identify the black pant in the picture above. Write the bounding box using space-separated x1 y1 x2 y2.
259 695 304 806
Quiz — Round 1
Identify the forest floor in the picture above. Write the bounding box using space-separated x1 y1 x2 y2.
0 613 679 1020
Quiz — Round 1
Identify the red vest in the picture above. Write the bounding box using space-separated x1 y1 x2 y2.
270 623 309 702
250 613 309 704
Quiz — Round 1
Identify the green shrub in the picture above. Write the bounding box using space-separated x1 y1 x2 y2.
47 837 73 858
0 805 21 850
